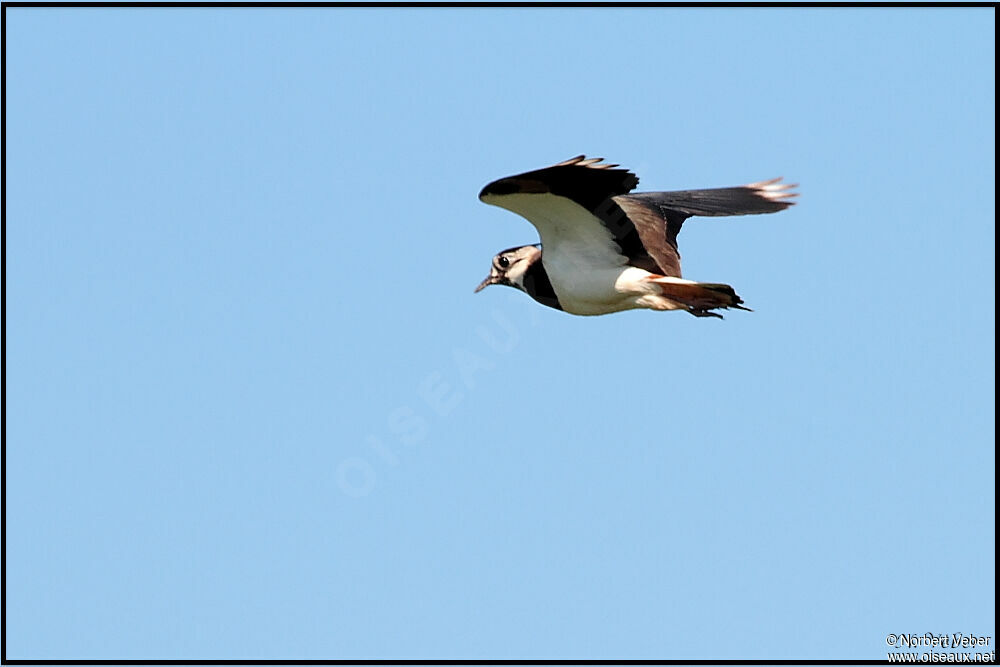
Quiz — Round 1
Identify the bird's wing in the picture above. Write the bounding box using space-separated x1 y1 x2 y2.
479 156 661 273
623 178 798 217
613 179 798 277
487 155 640 211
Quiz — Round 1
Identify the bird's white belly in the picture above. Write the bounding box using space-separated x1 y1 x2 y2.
543 255 655 315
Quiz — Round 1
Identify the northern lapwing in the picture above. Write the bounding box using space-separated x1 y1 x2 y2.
474 155 797 318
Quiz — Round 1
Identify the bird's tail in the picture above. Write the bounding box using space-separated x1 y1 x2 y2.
648 276 751 319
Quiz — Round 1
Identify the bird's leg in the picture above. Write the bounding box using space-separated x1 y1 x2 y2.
687 309 725 319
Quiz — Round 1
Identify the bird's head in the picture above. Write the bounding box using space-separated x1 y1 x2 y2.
474 245 542 294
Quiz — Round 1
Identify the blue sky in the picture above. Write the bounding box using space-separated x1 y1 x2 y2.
4 6 995 660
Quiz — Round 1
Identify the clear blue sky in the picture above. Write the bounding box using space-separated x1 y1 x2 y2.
5 7 995 660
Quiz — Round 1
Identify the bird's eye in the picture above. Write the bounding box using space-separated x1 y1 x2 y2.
498 256 510 269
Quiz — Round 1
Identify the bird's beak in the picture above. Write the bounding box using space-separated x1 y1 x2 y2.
474 275 497 293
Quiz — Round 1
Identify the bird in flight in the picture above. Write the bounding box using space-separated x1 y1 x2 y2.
475 155 797 318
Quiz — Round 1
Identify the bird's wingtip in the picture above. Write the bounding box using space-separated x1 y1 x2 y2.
747 177 799 205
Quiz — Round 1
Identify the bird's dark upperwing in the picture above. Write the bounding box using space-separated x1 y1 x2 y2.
613 178 798 277
480 155 640 209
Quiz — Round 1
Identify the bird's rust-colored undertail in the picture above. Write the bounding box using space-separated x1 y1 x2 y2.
647 276 752 317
